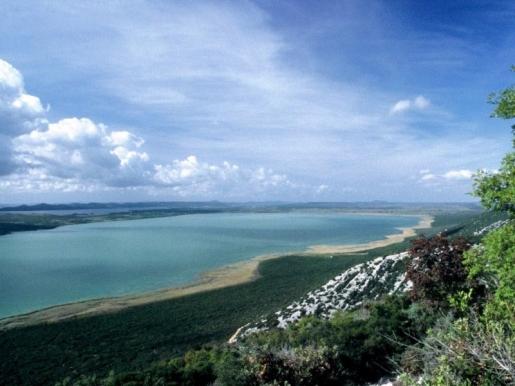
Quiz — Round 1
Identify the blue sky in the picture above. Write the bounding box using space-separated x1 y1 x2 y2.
0 0 513 203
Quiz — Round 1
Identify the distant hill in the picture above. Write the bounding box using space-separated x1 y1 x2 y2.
0 201 234 212
0 201 482 212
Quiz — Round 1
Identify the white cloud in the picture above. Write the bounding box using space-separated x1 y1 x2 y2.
0 59 23 90
418 168 475 184
0 151 297 198
0 60 299 198
0 59 45 136
443 169 474 180
316 184 329 194
151 156 294 197
390 99 411 114
390 95 431 114
153 156 237 186
420 173 436 181
13 117 150 187
0 59 47 175
0 169 100 193
414 95 430 109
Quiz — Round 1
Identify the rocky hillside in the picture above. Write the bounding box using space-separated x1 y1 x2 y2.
230 251 411 343
230 216 511 344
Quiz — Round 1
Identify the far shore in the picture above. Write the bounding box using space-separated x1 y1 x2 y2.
0 214 433 330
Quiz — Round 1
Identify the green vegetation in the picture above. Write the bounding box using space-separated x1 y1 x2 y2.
0 209 222 236
0 222 56 236
400 70 515 385
54 295 433 386
0 250 385 385
428 210 506 239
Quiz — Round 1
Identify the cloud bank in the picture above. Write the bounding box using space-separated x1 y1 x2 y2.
0 59 301 199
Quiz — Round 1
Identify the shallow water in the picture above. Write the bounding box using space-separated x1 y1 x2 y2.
0 212 418 318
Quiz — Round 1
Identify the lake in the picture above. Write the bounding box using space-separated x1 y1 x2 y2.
0 212 419 318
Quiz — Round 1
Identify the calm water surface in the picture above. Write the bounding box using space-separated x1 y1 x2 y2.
0 212 418 318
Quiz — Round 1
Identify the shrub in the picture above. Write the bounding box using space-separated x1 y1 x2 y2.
400 315 514 386
406 235 471 309
228 295 432 386
464 222 515 324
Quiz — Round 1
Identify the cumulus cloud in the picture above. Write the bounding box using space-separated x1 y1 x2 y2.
443 169 474 180
0 59 299 198
153 156 238 188
418 168 475 184
9 116 296 195
0 59 47 175
1 151 296 198
390 99 411 114
152 157 294 197
0 59 46 135
390 95 431 114
13 117 150 187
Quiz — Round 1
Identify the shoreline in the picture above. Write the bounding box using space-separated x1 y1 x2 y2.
0 214 433 330
306 214 433 253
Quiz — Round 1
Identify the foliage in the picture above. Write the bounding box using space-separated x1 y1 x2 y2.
406 235 471 309
473 153 515 217
0 253 375 386
52 295 434 386
468 69 515 324
477 67 515 215
54 349 223 386
401 315 514 386
223 295 433 386
488 66 515 122
216 344 341 386
464 222 515 323
402 68 515 386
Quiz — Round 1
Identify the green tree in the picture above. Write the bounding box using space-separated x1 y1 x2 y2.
401 68 515 386
477 66 515 216
488 66 515 121
467 68 515 323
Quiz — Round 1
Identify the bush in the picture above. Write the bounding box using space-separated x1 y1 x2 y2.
228 295 432 386
400 315 514 386
406 235 471 309
464 222 515 324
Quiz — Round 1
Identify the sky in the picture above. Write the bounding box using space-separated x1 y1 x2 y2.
0 0 514 204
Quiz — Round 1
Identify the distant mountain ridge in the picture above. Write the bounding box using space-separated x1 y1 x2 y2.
0 201 481 212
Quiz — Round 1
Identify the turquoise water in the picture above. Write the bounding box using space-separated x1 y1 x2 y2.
0 212 418 318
